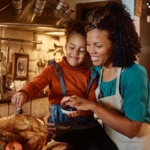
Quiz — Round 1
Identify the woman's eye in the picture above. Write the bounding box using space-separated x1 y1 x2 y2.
96 45 102 48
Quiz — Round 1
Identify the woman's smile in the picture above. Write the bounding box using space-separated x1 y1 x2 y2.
90 56 100 62
87 29 114 66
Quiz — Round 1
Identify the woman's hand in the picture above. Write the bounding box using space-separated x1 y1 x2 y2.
11 92 28 110
61 95 96 111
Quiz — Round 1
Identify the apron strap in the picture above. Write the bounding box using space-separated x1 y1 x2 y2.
98 67 103 88
115 68 122 95
99 67 121 95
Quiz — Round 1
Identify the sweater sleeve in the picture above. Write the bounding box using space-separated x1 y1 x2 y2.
122 65 149 122
18 65 52 101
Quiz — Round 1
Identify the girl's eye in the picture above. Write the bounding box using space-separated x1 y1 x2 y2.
79 48 86 52
70 47 74 50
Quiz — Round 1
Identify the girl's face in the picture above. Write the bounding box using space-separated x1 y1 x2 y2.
65 33 87 67
86 29 114 67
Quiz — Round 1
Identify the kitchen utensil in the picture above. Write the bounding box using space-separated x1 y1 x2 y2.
11 0 23 10
35 0 46 10
6 46 10 74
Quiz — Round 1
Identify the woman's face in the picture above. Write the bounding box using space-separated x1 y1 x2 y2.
65 33 87 67
86 29 114 67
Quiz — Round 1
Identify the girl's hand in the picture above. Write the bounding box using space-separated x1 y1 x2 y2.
43 113 56 138
11 92 28 110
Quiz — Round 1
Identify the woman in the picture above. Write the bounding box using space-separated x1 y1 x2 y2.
61 1 150 150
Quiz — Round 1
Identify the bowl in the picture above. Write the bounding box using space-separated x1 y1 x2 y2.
60 105 77 114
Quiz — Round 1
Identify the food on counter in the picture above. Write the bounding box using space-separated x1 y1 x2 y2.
5 141 23 150
46 139 71 150
0 114 47 150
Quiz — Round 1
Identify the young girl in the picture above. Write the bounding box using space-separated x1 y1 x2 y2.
11 20 118 150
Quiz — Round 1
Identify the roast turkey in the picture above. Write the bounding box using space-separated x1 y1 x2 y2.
0 114 47 150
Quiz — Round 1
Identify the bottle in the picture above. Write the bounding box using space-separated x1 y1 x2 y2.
0 52 7 99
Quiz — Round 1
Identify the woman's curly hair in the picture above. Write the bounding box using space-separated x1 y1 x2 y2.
85 1 141 68
64 20 86 42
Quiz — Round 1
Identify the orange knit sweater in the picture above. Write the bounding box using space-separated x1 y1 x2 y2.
19 57 97 116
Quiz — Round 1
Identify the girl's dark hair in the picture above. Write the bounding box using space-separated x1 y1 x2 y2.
86 1 141 67
64 20 86 41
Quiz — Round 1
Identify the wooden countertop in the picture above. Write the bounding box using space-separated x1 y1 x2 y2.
0 93 48 104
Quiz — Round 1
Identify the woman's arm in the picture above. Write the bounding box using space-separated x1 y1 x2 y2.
61 95 142 138
91 99 142 138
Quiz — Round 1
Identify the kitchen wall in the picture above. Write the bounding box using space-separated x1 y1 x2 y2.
0 28 66 82
65 0 140 34
65 0 106 19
